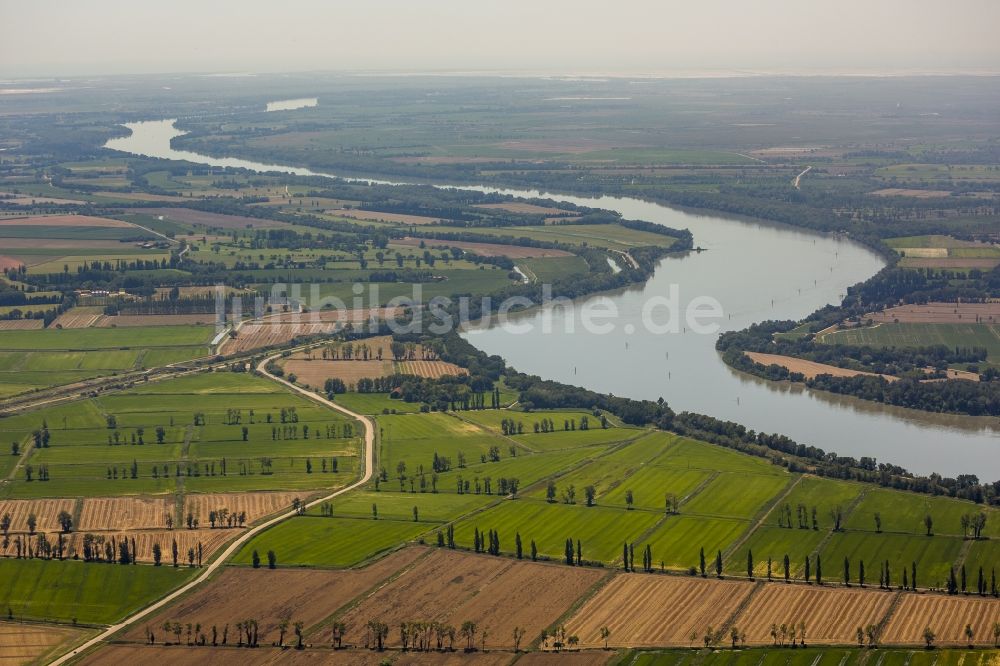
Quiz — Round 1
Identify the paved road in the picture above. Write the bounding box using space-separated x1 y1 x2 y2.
49 351 376 665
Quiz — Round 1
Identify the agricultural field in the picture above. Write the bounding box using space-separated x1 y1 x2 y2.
453 500 663 564
122 547 427 644
334 548 606 650
820 323 1000 362
0 621 94 665
0 372 361 499
430 223 678 251
0 558 193 624
818 531 965 589
566 575 754 647
734 584 896 645
844 488 1000 538
882 593 1000 646
231 516 432 567
0 325 213 348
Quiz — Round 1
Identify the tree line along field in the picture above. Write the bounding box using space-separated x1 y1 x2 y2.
2 380 998 631
70 545 1000 664
229 401 1000 595
821 322 1000 364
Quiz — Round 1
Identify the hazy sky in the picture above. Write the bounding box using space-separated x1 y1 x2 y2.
2 0 999 78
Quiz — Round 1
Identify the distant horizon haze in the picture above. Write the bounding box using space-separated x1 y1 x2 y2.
1 0 998 78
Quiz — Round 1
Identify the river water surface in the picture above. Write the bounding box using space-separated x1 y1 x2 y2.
105 117 1000 478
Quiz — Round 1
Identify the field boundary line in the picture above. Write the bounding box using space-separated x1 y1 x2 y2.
809 487 869 560
724 475 801 562
530 568 616 650
303 545 435 639
4 432 34 483
721 580 764 638
600 432 682 498
444 410 536 454
48 351 377 665
873 590 903 645
953 537 974 572
70 498 84 533
678 471 719 506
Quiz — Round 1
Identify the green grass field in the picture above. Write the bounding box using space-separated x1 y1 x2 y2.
844 488 1000 538
821 323 1000 361
0 372 362 498
231 516 430 567
0 326 214 350
818 531 964 588
0 329 212 397
0 560 193 624
453 498 662 563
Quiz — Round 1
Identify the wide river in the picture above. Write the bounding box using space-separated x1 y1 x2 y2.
106 118 1000 479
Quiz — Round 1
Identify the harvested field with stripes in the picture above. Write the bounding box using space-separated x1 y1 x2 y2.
51 308 103 329
734 584 897 645
78 496 174 531
0 499 76 534
183 491 307 527
223 322 336 353
0 319 43 330
565 574 754 648
398 360 467 378
882 593 1000 646
0 621 92 665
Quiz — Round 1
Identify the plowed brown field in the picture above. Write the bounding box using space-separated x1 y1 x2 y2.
0 499 76 534
96 314 221 327
338 549 604 649
866 302 1000 324
733 584 897 645
882 593 1000 646
745 352 897 382
78 497 174 531
0 621 91 665
282 359 392 388
565 574 754 647
121 547 426 644
184 492 306 527
0 214 133 228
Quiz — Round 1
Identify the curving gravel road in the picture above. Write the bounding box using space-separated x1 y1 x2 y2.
49 351 376 665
